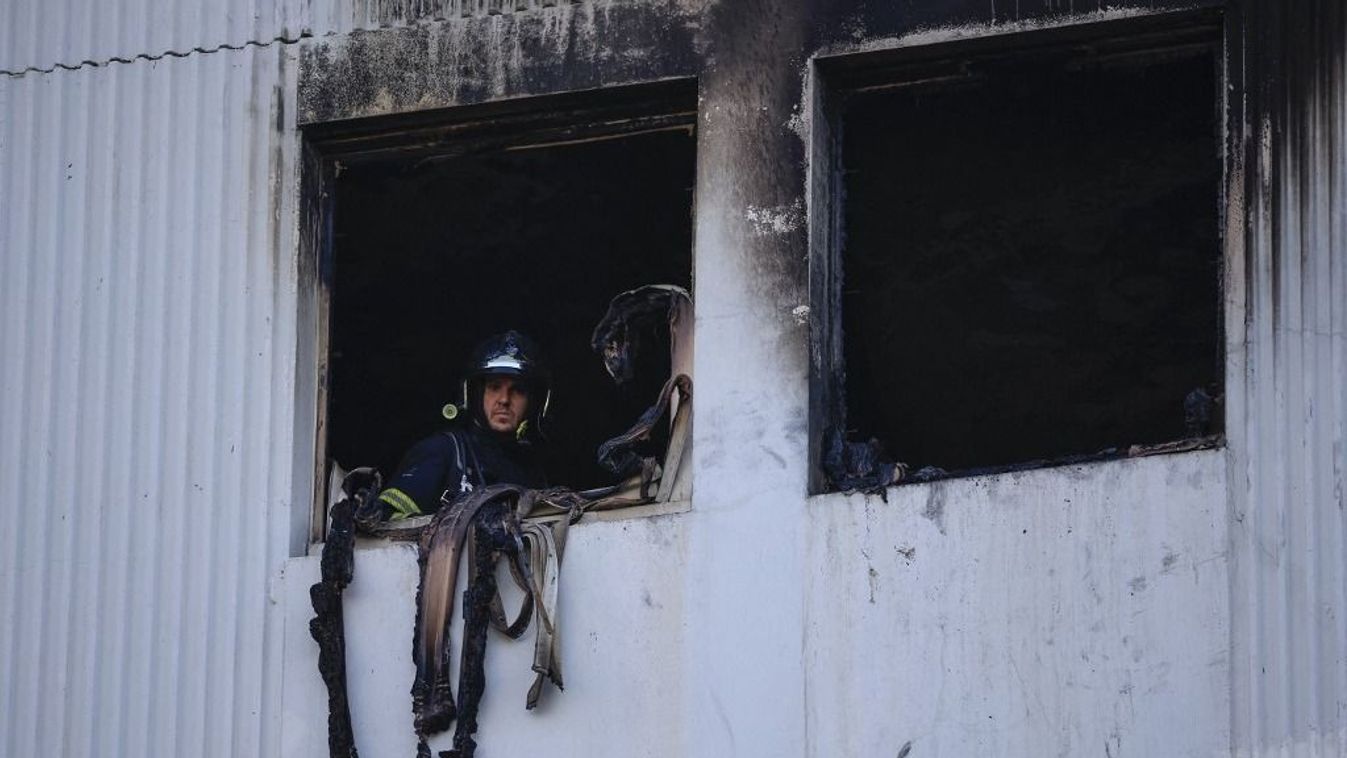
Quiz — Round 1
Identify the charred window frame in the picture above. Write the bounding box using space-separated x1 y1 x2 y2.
807 11 1227 494
300 81 698 542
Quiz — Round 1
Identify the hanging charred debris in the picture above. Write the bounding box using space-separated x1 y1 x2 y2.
591 284 694 487
408 485 589 758
310 285 692 758
822 429 907 498
310 469 380 758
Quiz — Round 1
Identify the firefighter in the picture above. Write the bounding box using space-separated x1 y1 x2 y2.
369 330 550 523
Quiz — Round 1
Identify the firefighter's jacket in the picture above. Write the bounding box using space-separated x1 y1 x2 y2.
376 422 546 519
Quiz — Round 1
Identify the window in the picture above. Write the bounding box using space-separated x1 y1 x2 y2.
303 82 697 536
811 17 1224 491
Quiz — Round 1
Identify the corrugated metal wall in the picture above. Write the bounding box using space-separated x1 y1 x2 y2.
1 0 615 77
1230 2 1347 755
0 42 300 758
0 0 307 75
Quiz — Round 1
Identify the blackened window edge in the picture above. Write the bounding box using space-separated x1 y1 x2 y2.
806 10 1227 496
300 79 699 542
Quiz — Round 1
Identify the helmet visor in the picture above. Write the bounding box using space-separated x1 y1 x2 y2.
480 355 528 375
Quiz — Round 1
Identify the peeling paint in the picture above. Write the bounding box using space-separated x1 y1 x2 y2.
744 200 804 237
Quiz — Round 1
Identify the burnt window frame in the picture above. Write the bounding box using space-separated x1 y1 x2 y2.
299 80 699 543
805 10 1229 495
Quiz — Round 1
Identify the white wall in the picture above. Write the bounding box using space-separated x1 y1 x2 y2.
806 452 1229 757
281 453 1230 758
283 512 693 758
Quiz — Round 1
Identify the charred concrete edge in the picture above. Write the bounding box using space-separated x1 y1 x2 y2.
792 6 1229 154
297 77 700 144
294 11 704 126
809 4 1225 68
0 33 316 78
809 446 1230 519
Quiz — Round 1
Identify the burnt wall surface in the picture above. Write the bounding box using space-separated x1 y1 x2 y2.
1228 0 1347 753
298 0 1215 125
298 3 705 123
298 0 1225 324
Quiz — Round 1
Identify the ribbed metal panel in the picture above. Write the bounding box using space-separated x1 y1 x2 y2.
0 44 297 758
0 0 617 76
0 0 308 76
1231 2 1347 755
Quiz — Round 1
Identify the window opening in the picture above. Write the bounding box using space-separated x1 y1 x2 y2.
817 24 1224 490
308 85 697 534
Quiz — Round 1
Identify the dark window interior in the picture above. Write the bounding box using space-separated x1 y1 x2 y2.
840 48 1222 478
327 128 695 489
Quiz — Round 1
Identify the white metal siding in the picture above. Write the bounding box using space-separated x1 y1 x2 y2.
1230 3 1347 754
1 0 623 76
1 0 308 75
0 44 299 758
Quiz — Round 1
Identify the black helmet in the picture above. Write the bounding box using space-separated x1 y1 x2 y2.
460 330 551 438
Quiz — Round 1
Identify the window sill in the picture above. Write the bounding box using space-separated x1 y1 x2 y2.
311 497 692 556
813 436 1225 501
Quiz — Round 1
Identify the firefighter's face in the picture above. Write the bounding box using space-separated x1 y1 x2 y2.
482 375 530 434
